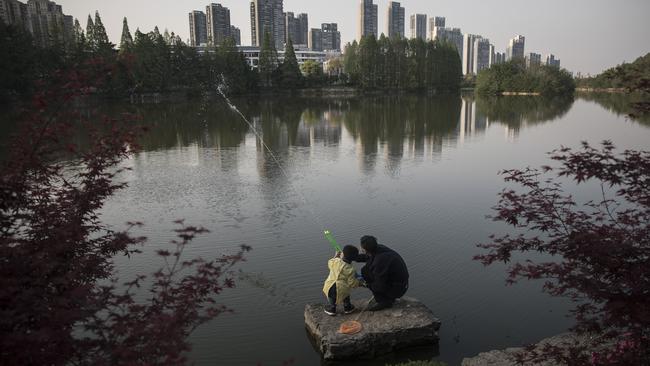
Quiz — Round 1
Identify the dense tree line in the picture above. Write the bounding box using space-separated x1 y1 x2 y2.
576 53 650 93
2 14 466 102
343 36 462 92
0 13 312 101
476 60 575 96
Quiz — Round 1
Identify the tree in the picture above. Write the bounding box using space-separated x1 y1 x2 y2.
93 11 114 58
216 37 257 95
347 36 461 92
258 31 279 88
0 24 39 101
119 17 133 53
279 37 303 89
0 60 250 365
358 35 378 89
85 15 95 51
476 142 650 365
476 61 575 96
163 28 171 45
301 60 324 86
343 41 360 84
71 18 87 61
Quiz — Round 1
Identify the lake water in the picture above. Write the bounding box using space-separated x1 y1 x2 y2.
92 93 648 365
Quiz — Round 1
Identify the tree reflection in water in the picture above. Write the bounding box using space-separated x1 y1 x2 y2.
577 91 650 126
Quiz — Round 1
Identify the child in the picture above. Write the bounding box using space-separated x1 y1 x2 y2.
322 245 363 316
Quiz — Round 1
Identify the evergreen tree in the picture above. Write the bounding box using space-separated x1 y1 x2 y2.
258 31 279 88
279 37 303 89
217 37 257 94
93 11 114 58
147 26 171 91
119 17 133 53
85 15 95 51
343 41 360 84
0 24 37 100
163 29 171 45
73 19 85 47
358 35 378 89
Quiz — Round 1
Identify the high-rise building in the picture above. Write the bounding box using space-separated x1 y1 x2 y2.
488 44 497 67
230 25 241 45
358 0 377 40
546 54 561 68
206 3 231 46
250 0 285 49
526 52 542 68
0 0 11 24
386 1 405 38
27 0 72 48
435 27 463 61
321 23 340 51
1 0 75 47
308 28 322 51
410 14 426 40
473 38 491 74
428 16 445 40
298 13 308 45
462 34 480 75
497 52 506 64
506 35 525 61
285 12 308 45
189 11 207 46
2 0 27 30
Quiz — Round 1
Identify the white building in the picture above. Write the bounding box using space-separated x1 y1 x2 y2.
506 35 525 61
473 38 491 74
207 45 340 69
462 34 480 75
428 16 445 40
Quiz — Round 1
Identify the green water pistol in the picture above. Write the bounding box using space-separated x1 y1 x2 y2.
323 230 342 252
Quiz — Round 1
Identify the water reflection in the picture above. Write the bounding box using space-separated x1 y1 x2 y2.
134 95 575 147
115 95 580 179
5 94 647 366
577 92 650 126
474 95 574 138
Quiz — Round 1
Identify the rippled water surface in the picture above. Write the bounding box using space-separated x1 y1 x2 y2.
93 94 649 365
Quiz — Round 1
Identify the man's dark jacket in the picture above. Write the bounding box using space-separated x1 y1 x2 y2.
357 244 409 301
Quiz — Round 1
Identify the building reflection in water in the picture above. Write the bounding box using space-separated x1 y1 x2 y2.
120 94 574 182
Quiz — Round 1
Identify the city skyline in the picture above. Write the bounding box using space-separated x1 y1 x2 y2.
46 0 650 74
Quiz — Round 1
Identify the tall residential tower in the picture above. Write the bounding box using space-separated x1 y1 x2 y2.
386 1 405 38
358 0 377 40
206 3 231 46
428 16 445 40
188 10 207 46
410 13 426 40
250 0 285 49
285 12 308 45
506 35 525 60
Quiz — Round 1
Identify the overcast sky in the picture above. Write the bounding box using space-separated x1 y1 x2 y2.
55 0 650 75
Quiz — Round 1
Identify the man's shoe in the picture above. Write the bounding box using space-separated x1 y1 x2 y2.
344 304 356 314
324 305 336 316
367 302 392 312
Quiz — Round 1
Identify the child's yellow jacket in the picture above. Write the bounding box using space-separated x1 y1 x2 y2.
322 258 361 304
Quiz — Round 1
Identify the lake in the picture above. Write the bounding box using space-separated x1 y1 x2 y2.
85 93 649 365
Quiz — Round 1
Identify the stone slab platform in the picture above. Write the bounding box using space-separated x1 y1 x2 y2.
304 297 441 360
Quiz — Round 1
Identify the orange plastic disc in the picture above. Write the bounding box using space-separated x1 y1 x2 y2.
338 320 362 335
